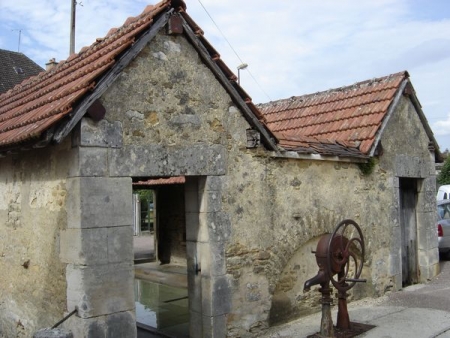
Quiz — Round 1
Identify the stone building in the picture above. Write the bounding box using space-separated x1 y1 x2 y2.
0 0 441 337
0 49 44 94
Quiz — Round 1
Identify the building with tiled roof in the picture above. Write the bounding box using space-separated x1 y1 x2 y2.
0 49 44 94
259 71 440 159
0 1 440 337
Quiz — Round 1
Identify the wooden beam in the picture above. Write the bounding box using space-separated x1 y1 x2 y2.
53 10 173 144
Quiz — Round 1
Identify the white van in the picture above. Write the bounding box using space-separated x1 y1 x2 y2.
437 185 450 201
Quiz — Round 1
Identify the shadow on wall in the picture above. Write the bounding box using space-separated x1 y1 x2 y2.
269 236 323 325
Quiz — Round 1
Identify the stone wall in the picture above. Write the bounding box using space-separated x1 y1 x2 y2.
0 26 437 338
379 94 439 283
220 95 438 335
86 30 247 338
0 140 72 337
93 29 437 337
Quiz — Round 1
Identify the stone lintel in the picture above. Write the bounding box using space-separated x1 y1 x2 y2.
109 144 226 177
395 155 429 178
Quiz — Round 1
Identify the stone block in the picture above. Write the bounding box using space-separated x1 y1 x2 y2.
63 311 136 338
109 144 226 177
200 191 222 213
186 213 202 242
201 314 227 338
167 145 226 176
107 226 133 263
202 275 232 317
185 186 199 214
189 310 203 337
105 311 136 338
186 249 203 314
73 118 123 148
419 259 440 282
170 114 201 126
33 328 73 338
66 177 132 229
198 176 223 192
68 147 109 178
418 247 439 269
417 189 437 213
199 211 231 243
60 228 108 265
388 250 401 277
62 316 106 338
66 263 134 318
417 211 438 250
395 155 429 178
419 176 437 193
198 241 226 276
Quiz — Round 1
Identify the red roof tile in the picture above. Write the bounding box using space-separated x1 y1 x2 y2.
259 72 409 155
0 0 280 154
134 176 186 186
0 1 415 160
0 0 172 150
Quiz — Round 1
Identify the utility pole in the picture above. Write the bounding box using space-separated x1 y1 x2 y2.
69 0 76 55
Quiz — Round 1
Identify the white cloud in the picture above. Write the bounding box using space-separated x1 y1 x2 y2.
433 115 450 136
1 0 450 150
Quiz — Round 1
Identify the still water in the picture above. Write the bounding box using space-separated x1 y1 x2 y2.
135 279 189 337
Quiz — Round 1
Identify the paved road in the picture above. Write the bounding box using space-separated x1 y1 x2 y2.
385 259 450 312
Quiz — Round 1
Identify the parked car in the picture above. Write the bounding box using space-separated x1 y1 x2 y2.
437 185 450 201
437 200 450 257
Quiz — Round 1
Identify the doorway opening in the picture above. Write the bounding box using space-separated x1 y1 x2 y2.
132 177 189 337
399 177 419 287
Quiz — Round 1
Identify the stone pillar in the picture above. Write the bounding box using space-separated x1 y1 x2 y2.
60 176 135 337
186 176 231 338
60 118 136 337
417 176 440 281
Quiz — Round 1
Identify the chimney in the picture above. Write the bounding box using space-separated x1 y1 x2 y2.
45 58 58 71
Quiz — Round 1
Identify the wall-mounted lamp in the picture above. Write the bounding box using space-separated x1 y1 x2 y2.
237 63 248 85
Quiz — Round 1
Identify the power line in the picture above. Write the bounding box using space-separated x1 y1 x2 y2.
196 0 271 102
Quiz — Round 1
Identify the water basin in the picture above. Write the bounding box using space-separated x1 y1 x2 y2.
135 278 189 337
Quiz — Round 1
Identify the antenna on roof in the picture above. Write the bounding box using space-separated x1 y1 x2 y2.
12 29 22 52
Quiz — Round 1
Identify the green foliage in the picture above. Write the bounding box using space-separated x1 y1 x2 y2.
438 156 450 185
134 189 153 203
442 148 449 160
358 157 376 176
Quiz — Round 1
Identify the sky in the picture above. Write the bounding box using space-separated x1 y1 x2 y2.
1 0 450 150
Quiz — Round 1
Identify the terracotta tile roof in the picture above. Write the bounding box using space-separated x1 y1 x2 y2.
0 0 173 151
274 133 366 158
0 49 44 94
133 176 186 186
1 3 423 160
0 0 279 155
259 72 409 155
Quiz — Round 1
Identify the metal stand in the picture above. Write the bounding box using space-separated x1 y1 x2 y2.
304 219 376 338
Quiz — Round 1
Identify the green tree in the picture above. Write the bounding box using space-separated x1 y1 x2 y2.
438 156 450 185
135 189 153 204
